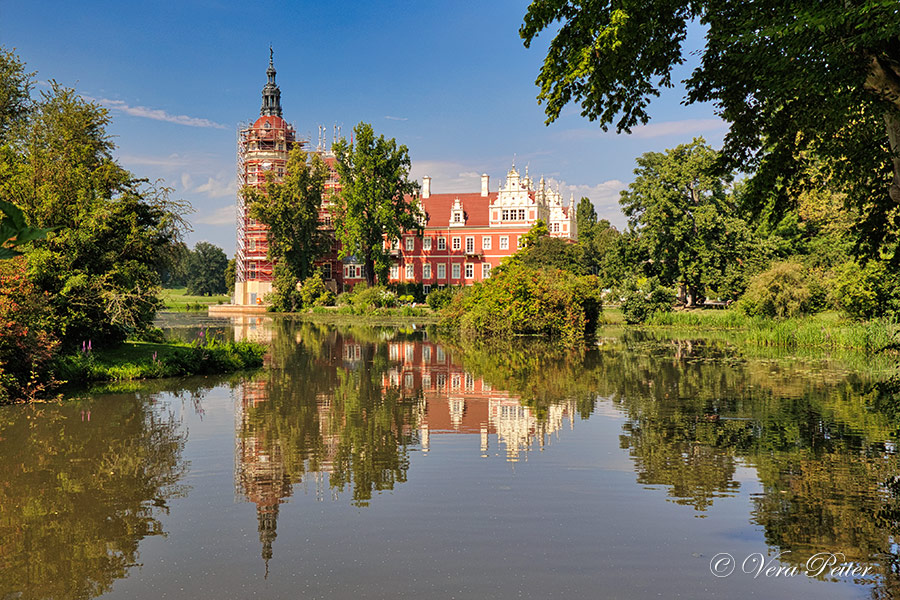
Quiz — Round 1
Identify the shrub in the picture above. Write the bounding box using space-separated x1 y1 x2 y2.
351 285 397 313
298 270 335 309
426 287 456 311
738 261 814 318
0 258 60 402
621 279 675 324
830 260 900 321
439 263 602 346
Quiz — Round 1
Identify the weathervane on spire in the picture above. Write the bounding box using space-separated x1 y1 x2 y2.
269 45 274 66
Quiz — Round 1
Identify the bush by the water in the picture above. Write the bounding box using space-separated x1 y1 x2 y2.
298 270 336 309
439 263 602 346
621 279 675 324
830 260 900 321
426 287 457 311
738 261 817 318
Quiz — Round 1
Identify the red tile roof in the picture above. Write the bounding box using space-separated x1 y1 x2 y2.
418 192 497 228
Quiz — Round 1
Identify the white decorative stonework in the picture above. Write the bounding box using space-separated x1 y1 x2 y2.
489 165 549 228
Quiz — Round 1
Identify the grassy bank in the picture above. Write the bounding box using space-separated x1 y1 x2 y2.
55 338 266 383
284 306 440 326
161 287 230 311
631 309 899 353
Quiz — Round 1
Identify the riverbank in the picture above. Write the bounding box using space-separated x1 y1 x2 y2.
54 338 266 384
611 308 899 353
271 306 440 326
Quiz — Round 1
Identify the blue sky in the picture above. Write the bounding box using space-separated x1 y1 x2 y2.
1 0 725 254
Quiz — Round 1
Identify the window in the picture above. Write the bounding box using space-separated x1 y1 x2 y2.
502 209 510 220
516 236 523 249
453 213 462 223
500 236 509 250
452 237 461 250
324 215 332 227
424 237 432 251
390 265 399 279
437 237 446 250
423 284 431 294
465 264 474 279
553 222 560 232
322 263 332 279
249 238 256 251
482 263 491 279
482 236 491 250
437 263 446 279
518 209 526 220
423 263 432 279
465 237 474 253
423 345 432 361
405 237 415 251
405 264 414 279
452 263 461 279
391 238 400 250
248 262 257 279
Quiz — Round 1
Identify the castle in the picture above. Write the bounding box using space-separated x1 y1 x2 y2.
233 53 578 305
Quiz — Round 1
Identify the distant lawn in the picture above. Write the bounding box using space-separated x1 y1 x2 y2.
161 287 230 311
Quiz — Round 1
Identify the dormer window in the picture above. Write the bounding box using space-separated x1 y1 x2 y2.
450 197 465 227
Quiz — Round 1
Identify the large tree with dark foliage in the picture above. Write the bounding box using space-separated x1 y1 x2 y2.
520 0 900 260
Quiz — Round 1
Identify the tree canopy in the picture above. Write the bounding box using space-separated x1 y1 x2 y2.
185 241 228 296
520 0 900 260
332 122 421 286
244 147 329 310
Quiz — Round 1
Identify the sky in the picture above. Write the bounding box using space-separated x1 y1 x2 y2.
0 0 725 255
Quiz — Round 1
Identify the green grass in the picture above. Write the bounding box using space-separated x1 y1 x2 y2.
55 338 266 384
636 309 899 352
161 287 230 311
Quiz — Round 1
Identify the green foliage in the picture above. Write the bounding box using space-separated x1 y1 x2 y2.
621 278 675 324
738 261 815 319
351 284 398 311
244 147 329 308
0 258 59 402
426 286 456 311
620 139 751 304
516 233 586 275
0 63 188 347
831 260 900 321
224 257 236 293
298 270 336 309
332 122 421 286
0 47 32 139
440 262 603 346
56 337 266 383
0 198 54 259
520 1 900 259
185 241 228 296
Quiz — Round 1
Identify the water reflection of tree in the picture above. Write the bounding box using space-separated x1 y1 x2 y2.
236 322 420 558
452 331 900 592
0 397 188 600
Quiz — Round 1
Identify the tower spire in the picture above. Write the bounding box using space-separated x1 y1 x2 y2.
261 48 282 117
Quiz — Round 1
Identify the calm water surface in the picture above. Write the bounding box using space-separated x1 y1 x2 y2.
1 315 899 599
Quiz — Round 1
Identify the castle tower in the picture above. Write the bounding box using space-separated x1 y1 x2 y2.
234 49 302 305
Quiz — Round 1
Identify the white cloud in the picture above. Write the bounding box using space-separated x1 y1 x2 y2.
192 174 238 199
195 204 236 226
545 177 628 229
92 97 227 129
559 118 727 141
384 115 408 121
410 160 486 192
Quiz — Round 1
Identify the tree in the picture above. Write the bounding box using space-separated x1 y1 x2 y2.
575 197 597 242
224 258 236 294
0 47 31 140
244 147 329 310
619 139 750 304
0 52 188 346
332 122 421 286
185 242 228 296
520 1 900 260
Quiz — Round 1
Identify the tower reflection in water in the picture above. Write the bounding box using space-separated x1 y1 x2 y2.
233 326 576 568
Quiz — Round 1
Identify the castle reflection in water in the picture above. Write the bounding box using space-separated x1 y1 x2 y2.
232 327 576 569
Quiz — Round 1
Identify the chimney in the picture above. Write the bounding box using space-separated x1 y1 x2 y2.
481 173 489 197
422 176 431 198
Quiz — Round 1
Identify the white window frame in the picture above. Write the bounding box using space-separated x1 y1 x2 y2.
465 263 474 279
452 236 461 251
405 263 414 279
390 265 399 279
424 237 432 251
437 237 446 250
405 236 415 251
452 263 461 279
423 263 432 279
500 236 509 250
437 263 446 279
482 236 491 250
465 236 474 253
482 263 491 279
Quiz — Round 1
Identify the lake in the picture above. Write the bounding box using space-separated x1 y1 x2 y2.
1 314 898 599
